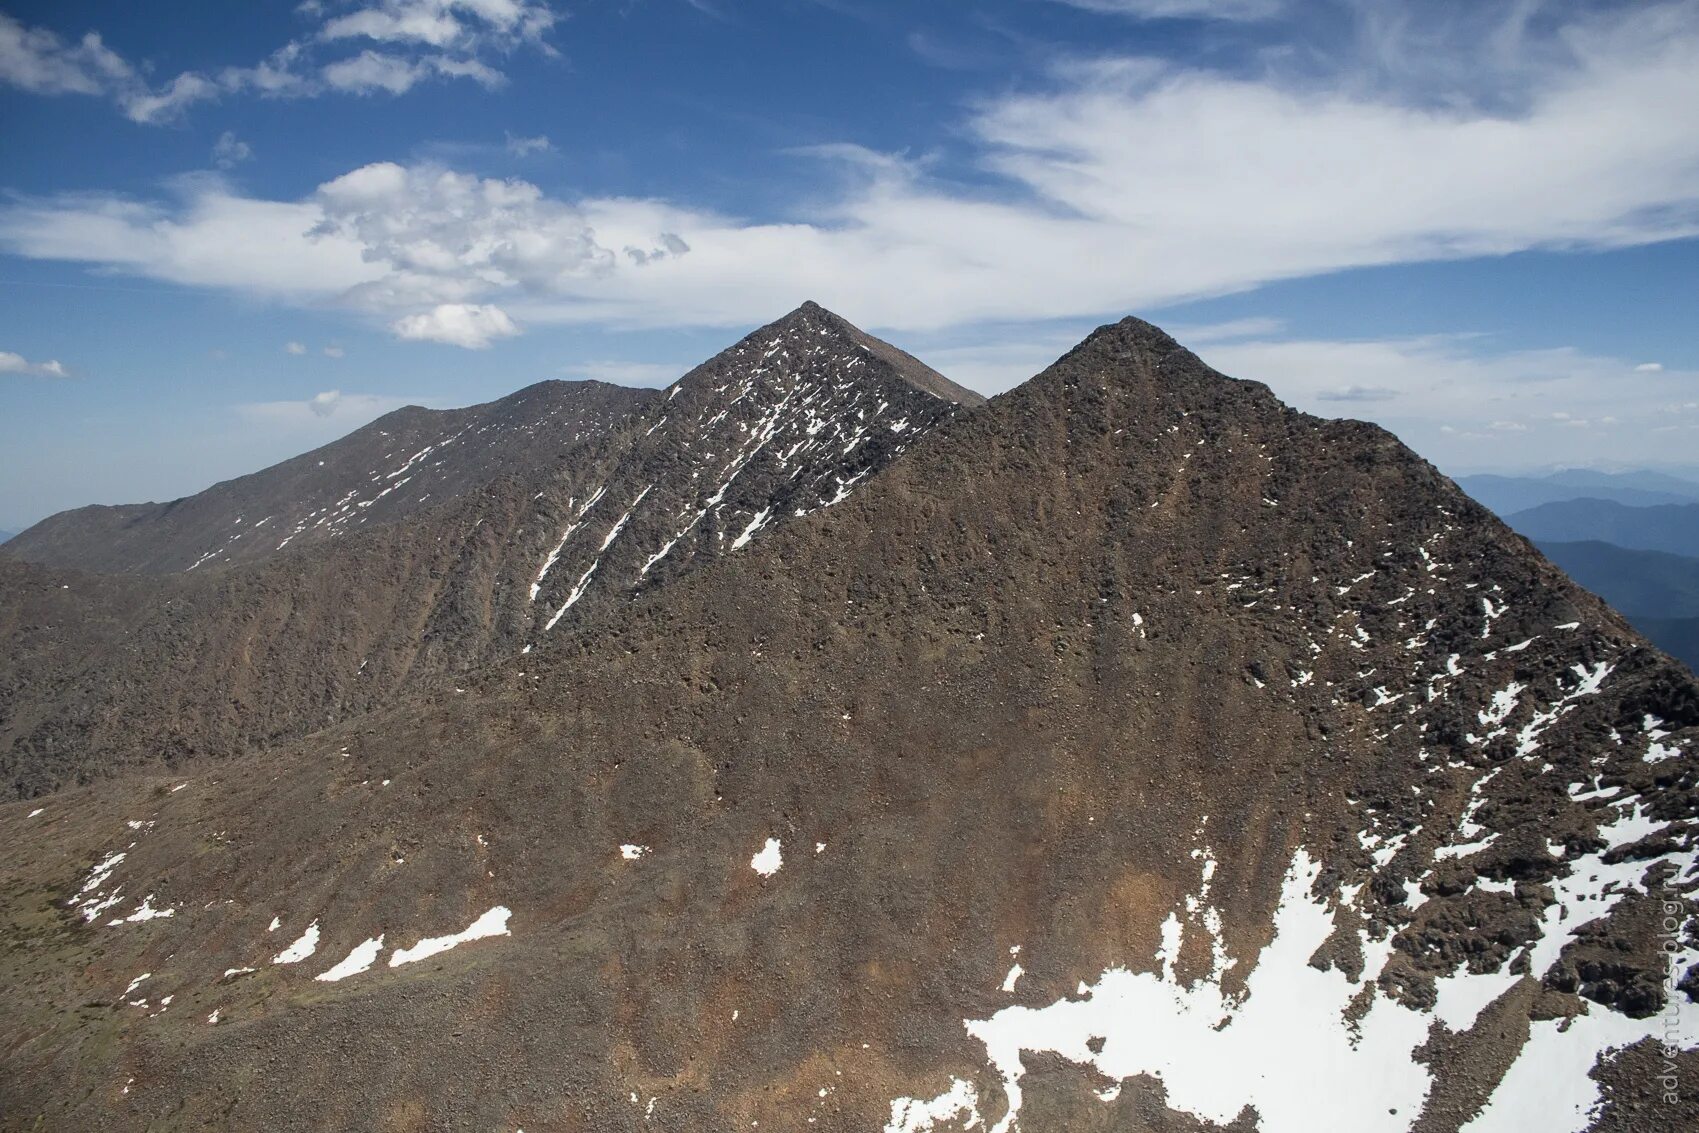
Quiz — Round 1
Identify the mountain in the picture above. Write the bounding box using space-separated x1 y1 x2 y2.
1535 541 1699 671
2 380 657 575
1544 468 1699 498
0 303 982 797
1634 617 1699 675
1459 473 1699 515
2 313 1695 1132
1506 497 1699 557
1536 541 1699 618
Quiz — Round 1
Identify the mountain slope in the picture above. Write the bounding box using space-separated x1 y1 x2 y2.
1507 498 1699 556
2 317 1693 1132
1535 540 1699 618
3 380 656 575
522 300 982 639
1633 616 1699 674
1535 541 1699 671
0 304 981 798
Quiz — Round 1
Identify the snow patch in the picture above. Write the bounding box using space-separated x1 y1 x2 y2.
316 935 385 982
751 837 783 877
273 921 320 964
389 906 511 967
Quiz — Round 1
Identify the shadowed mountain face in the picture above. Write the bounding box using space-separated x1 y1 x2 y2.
1 314 1695 1133
1536 541 1699 672
0 304 981 798
3 380 658 575
1507 498 1699 558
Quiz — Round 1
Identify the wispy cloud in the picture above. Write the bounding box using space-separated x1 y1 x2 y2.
1193 332 1699 467
1314 385 1399 402
212 131 253 169
505 132 553 156
0 13 215 122
0 349 71 378
3 2 1698 349
0 3 555 124
1048 0 1282 20
235 388 427 429
561 360 687 387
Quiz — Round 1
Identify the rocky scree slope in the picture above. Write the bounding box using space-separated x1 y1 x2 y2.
1 317 1694 1133
0 305 979 797
2 379 653 575
521 300 982 640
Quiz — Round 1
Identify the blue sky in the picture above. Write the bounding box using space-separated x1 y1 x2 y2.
2 0 1698 530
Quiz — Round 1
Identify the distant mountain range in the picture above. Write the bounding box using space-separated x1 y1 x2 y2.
3 380 653 574
1506 498 1699 557
1453 474 1699 673
1534 540 1699 618
0 530 13 545
1459 470 1699 513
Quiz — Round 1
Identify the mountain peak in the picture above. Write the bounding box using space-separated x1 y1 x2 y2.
730 301 986 407
1068 314 1189 369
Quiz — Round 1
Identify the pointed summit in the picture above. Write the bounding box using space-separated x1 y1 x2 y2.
776 301 986 406
672 301 984 408
520 304 980 635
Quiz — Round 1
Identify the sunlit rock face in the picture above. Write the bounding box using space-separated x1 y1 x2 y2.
1 312 1694 1132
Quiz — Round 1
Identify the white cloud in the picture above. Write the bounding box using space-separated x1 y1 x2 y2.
117 71 219 124
219 43 316 98
3 1 1699 351
1050 0 1282 20
285 341 308 355
1191 333 1699 468
320 49 502 94
319 1 558 50
391 303 519 348
561 360 686 387
310 161 619 308
1164 316 1287 343
0 3 552 124
236 389 424 430
321 6 464 48
0 14 131 95
1313 385 1399 402
1635 361 1665 372
0 350 70 378
212 131 253 169
0 13 214 123
0 184 380 301
323 345 346 358
320 49 433 94
505 132 552 156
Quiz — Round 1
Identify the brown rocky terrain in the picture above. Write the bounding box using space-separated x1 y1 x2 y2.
0 313 1693 1132
0 305 980 798
4 379 654 575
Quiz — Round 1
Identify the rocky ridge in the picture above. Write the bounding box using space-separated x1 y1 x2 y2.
0 305 980 796
0 314 1692 1133
4 379 654 575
